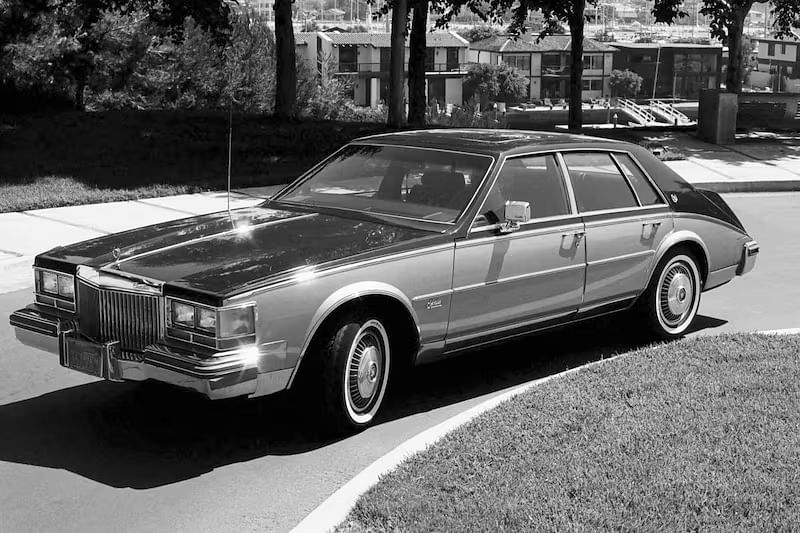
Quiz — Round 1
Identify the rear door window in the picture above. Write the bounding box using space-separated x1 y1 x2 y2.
562 152 638 212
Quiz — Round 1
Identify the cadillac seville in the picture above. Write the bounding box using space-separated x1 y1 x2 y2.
10 130 759 429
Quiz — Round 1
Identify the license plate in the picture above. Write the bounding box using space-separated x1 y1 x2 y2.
64 337 104 377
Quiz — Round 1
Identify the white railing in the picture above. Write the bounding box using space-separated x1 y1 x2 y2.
617 98 659 125
650 99 695 125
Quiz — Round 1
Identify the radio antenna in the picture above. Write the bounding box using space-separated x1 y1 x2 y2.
227 96 233 219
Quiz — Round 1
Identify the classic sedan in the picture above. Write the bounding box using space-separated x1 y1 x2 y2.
10 129 759 429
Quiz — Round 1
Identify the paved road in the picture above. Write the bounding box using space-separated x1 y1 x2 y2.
0 193 797 533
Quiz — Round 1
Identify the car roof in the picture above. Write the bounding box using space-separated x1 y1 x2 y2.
354 129 628 157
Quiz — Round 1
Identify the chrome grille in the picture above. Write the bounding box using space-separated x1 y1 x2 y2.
77 280 163 358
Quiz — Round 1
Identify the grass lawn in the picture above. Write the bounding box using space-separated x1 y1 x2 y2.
0 111 388 212
341 334 800 531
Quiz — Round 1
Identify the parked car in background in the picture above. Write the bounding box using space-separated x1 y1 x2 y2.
10 130 759 430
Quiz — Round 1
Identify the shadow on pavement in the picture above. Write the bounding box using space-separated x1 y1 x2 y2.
0 313 727 490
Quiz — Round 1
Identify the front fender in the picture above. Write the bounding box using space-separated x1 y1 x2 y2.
288 281 419 387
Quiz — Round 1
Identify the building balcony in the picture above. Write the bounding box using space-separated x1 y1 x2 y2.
335 62 468 75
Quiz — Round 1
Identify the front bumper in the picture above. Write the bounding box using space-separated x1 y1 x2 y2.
10 306 292 400
737 240 759 276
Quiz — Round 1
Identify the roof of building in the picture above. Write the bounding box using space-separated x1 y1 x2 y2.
295 32 316 45
610 42 723 50
756 30 800 43
318 31 468 48
469 34 616 53
354 129 624 156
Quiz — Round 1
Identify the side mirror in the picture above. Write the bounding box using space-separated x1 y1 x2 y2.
499 200 531 234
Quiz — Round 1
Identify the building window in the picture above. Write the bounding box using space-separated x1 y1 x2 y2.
380 47 391 71
582 79 603 91
542 53 563 74
446 48 460 71
504 54 531 71
338 46 357 72
583 55 603 70
781 43 787 55
425 48 435 71
768 43 776 56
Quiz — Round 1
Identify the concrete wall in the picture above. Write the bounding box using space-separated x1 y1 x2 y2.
758 40 798 63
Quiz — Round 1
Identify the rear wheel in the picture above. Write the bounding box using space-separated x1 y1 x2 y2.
638 249 702 339
319 314 391 430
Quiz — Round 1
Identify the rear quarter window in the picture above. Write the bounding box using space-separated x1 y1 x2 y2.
614 153 665 206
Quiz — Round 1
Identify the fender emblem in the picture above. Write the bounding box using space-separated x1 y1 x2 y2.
426 298 443 310
670 193 678 203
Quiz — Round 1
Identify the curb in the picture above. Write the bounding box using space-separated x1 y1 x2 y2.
289 356 619 533
291 327 800 533
693 180 800 193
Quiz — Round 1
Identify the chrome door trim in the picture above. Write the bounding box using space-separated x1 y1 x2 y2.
555 152 579 214
445 309 575 346
228 242 456 301
587 249 655 267
468 215 583 238
452 262 586 294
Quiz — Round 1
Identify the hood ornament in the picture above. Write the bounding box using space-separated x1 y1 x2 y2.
112 247 121 263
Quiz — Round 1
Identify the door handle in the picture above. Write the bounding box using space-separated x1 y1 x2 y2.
563 231 585 247
642 221 662 229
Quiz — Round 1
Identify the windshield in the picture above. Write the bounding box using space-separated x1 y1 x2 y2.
278 144 494 223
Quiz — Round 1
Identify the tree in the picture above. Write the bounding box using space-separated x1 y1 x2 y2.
459 24 500 43
1 0 231 109
407 0 428 127
274 0 296 118
652 0 800 94
463 62 528 105
387 0 409 128
441 0 598 129
609 68 643 97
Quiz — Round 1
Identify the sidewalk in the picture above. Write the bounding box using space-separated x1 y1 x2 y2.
2 134 799 295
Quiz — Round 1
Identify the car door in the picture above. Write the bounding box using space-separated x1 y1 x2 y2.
560 151 672 314
446 153 587 349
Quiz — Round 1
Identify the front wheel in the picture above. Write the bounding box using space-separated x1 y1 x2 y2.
637 249 702 340
320 314 391 430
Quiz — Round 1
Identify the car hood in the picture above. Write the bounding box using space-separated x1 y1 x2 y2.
37 205 433 299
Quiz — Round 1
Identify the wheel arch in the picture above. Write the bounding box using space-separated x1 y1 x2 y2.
647 231 710 291
287 282 421 388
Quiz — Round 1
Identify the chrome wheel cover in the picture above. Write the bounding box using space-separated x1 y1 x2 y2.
344 319 390 424
655 255 700 334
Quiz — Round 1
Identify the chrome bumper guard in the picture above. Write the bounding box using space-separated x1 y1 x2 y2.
737 240 759 276
9 307 292 400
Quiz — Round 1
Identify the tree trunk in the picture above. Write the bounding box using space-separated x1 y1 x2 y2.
274 0 297 119
568 1 586 130
387 0 408 128
74 81 86 111
725 7 749 94
407 0 428 127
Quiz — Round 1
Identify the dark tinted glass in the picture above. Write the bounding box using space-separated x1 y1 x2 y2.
614 154 664 206
563 152 638 212
480 155 570 223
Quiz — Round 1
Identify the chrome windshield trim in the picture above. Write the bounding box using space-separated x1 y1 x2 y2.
272 143 496 227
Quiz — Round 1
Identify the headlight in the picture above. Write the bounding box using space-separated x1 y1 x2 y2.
170 301 195 328
167 299 256 345
37 270 75 301
41 271 58 294
219 306 255 338
58 275 75 299
197 307 217 333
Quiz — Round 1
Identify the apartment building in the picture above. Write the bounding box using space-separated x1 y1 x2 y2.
296 31 470 107
468 35 615 101
610 42 722 99
754 32 800 81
